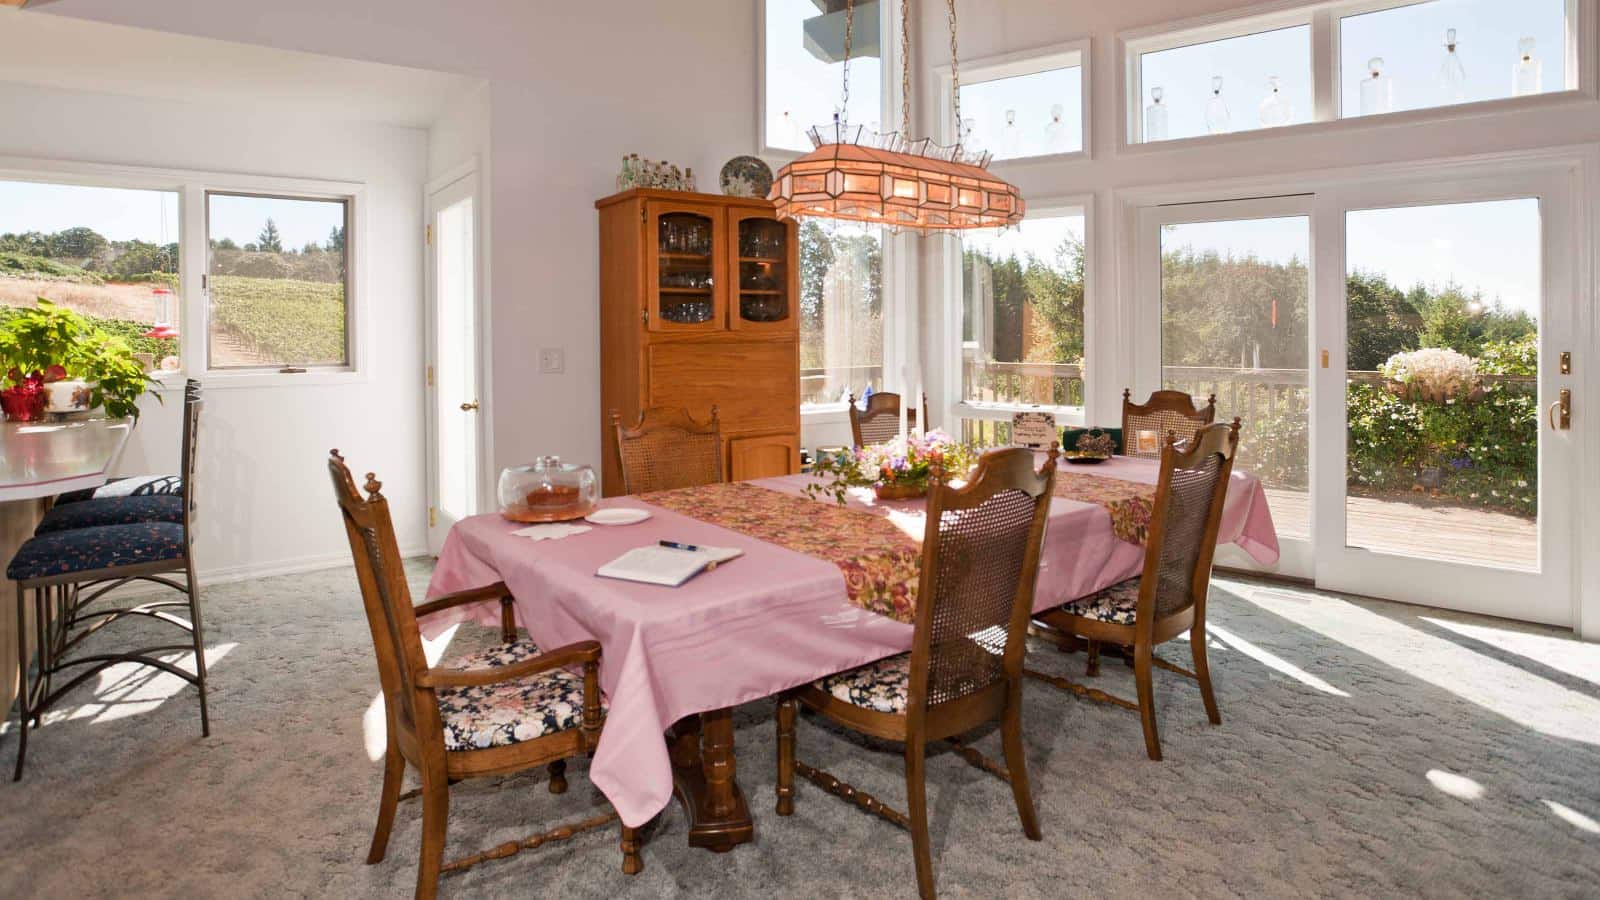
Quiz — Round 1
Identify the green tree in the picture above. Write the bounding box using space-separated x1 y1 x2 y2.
257 219 284 254
1346 269 1420 369
49 226 109 260
1023 236 1085 365
325 226 346 255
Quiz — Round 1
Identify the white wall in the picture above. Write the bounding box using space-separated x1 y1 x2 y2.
0 80 432 578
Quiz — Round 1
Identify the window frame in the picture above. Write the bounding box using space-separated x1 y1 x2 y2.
756 0 900 161
933 38 1094 166
0 154 368 390
202 187 359 377
1120 0 1594 150
943 194 1095 433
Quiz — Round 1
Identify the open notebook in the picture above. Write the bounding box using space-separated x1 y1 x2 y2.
596 544 744 587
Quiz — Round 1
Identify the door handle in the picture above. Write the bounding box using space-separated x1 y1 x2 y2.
1548 389 1570 431
460 401 480 412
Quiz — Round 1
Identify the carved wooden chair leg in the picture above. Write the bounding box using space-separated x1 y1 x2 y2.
368 731 406 864
1192 626 1221 725
774 695 796 816
1086 639 1101 677
905 740 936 900
416 776 450 900
1134 642 1162 762
1001 688 1041 840
620 824 643 875
547 760 568 794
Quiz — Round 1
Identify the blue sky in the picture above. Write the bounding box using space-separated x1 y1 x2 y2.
0 180 342 251
765 0 882 151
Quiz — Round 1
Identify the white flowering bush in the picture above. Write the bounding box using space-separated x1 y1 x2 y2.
1380 347 1479 402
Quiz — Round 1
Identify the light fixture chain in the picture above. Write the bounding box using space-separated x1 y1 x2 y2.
947 0 961 145
901 0 913 136
841 0 855 126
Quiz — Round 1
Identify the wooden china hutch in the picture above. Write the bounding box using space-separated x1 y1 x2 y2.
596 188 801 496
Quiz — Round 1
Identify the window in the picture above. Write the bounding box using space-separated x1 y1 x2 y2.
763 0 884 153
957 210 1086 438
0 179 182 371
799 220 883 408
1339 0 1569 117
949 43 1089 160
205 192 350 370
1136 25 1313 142
1126 0 1582 144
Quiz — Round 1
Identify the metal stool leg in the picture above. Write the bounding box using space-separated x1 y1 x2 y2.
184 559 210 737
13 584 30 782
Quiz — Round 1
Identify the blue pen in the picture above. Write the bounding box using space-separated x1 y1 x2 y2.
659 540 701 552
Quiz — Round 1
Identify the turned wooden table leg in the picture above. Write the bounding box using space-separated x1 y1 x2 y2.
668 707 754 853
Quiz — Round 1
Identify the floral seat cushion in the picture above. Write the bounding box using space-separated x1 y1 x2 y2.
436 639 604 752
1057 578 1141 626
6 522 188 582
814 653 912 714
56 475 183 505
35 495 185 535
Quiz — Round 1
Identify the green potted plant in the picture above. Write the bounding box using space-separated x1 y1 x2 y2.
0 299 159 420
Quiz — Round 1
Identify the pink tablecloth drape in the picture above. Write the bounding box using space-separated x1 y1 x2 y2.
422 458 1277 828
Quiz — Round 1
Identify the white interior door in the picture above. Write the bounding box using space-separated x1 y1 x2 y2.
1311 169 1577 626
426 173 482 553
1136 195 1317 579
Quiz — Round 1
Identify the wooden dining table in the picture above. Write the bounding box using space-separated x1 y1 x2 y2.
423 454 1279 851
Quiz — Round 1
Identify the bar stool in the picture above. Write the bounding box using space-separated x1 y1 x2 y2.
39 381 197 530
5 383 208 780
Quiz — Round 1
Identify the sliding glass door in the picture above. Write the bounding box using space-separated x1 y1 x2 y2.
1138 167 1577 624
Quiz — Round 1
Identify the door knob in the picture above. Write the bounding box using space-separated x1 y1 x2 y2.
460 401 480 412
1548 389 1570 431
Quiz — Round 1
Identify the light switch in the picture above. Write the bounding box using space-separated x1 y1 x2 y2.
539 348 565 374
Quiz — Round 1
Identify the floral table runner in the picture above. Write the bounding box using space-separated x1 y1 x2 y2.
639 481 924 623
1051 470 1156 546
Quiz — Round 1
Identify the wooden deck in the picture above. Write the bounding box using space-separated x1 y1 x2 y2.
1262 489 1537 571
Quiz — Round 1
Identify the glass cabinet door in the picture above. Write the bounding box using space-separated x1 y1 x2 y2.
728 212 795 331
646 203 724 332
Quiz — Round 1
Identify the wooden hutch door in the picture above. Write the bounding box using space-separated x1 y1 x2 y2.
644 200 727 333
725 210 797 332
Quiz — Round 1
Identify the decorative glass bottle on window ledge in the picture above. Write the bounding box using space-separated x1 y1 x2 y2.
1000 109 1022 158
1361 57 1394 116
1045 103 1069 152
1144 87 1169 141
1205 76 1231 135
1513 37 1542 97
1259 75 1292 127
1438 28 1467 103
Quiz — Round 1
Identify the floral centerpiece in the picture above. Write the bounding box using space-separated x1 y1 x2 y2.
803 429 983 505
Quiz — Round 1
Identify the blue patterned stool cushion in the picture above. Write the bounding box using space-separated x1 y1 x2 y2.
436 639 604 751
36 495 185 535
6 522 188 582
56 475 183 505
814 653 912 714
1058 578 1141 626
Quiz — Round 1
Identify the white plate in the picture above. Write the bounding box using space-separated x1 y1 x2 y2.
585 507 652 526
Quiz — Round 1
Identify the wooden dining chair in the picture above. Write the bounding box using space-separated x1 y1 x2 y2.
775 445 1058 900
611 406 723 494
6 379 208 781
1029 420 1241 761
327 451 641 899
848 391 931 448
1121 388 1217 458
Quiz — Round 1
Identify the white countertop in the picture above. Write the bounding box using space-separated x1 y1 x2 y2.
0 417 135 502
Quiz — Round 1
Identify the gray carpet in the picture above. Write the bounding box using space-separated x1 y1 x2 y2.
2 562 1598 898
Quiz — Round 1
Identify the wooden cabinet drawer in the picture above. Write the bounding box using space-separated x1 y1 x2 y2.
728 433 798 481
647 341 797 433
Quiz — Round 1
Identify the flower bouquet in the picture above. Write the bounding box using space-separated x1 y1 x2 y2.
0 365 68 423
803 429 983 506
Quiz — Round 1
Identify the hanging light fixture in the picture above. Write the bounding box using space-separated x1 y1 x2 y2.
769 0 1025 233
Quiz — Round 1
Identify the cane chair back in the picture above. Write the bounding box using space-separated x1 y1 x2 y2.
1121 389 1217 458
910 447 1057 712
612 406 723 495
848 392 929 448
328 452 442 752
1137 421 1240 622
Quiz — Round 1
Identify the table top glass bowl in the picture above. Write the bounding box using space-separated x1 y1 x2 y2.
499 456 598 523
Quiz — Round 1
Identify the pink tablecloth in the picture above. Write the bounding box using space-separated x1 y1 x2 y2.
423 458 1277 827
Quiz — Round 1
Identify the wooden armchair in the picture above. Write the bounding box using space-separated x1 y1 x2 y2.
611 406 723 495
327 451 640 899
1029 421 1240 761
775 445 1058 899
1121 388 1217 458
848 391 931 448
